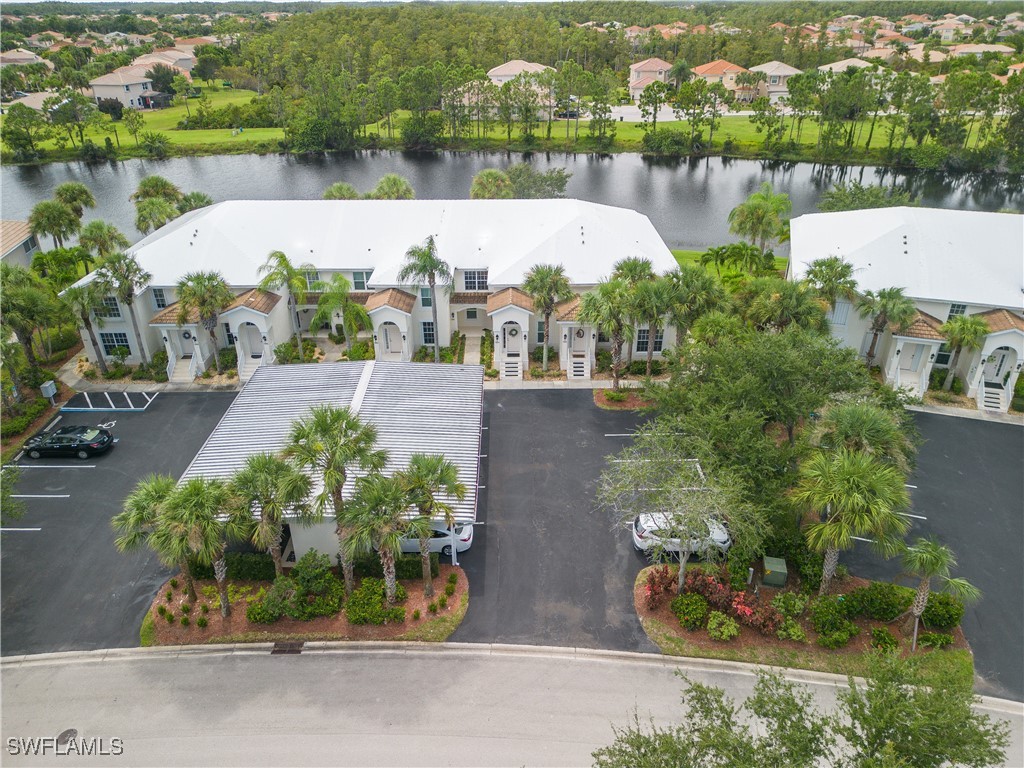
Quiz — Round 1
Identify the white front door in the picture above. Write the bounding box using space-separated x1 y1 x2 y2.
570 326 587 355
503 324 522 356
983 350 1009 383
899 343 923 372
243 324 263 359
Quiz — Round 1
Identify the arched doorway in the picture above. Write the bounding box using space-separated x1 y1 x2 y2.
983 346 1016 387
238 322 263 363
379 322 404 360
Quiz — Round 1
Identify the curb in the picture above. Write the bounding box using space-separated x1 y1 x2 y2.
905 403 1023 426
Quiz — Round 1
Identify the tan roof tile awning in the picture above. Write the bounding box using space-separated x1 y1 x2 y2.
150 288 281 326
555 295 581 321
975 308 1024 334
486 287 534 314
894 311 944 341
365 288 416 315
450 292 490 305
1 220 33 256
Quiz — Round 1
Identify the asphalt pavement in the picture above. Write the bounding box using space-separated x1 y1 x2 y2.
1 393 235 656
845 412 1024 701
2 646 1020 767
452 390 656 651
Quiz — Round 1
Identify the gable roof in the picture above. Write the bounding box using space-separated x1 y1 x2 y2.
487 59 552 78
555 295 581 321
693 59 749 76
89 66 152 86
750 60 803 76
1 220 34 257
818 57 873 72
149 288 280 325
789 208 1024 310
630 57 673 72
101 200 676 291
895 311 944 340
486 287 534 314
976 308 1024 334
365 287 416 314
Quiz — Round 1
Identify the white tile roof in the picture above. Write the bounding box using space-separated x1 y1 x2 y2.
123 199 677 288
789 207 1024 309
180 361 483 525
750 60 803 76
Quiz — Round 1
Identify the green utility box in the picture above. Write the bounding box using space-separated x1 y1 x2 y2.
762 556 788 588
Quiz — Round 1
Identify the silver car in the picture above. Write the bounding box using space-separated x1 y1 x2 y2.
399 522 473 557
631 513 731 557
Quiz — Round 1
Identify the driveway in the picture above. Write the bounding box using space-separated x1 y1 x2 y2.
1 393 235 656
452 390 657 652
845 412 1024 701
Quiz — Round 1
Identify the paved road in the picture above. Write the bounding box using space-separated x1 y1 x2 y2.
1 393 235 656
453 390 656 651
846 412 1024 701
2 646 1020 767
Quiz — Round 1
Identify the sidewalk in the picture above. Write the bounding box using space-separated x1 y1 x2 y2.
906 403 1023 426
54 356 241 394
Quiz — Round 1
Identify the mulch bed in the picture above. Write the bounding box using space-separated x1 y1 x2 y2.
150 565 468 645
594 389 656 410
634 568 968 662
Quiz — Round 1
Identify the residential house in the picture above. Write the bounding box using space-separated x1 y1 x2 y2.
24 31 66 49
931 20 966 43
0 48 53 69
89 67 166 110
692 59 754 101
947 43 1015 58
1009 62 1024 75
863 48 897 63
628 57 673 101
906 44 947 63
66 200 679 383
817 57 874 74
131 48 195 74
789 208 1023 411
486 60 552 86
749 61 802 103
0 220 40 270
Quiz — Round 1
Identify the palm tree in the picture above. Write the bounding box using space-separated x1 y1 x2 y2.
135 197 179 235
53 181 96 220
690 310 746 347
131 175 182 203
698 246 729 278
579 278 633 390
630 276 676 376
727 182 792 254
368 174 415 200
309 273 371 355
612 256 656 286
669 59 692 87
61 282 108 374
78 220 130 261
156 477 248 617
32 248 81 289
399 453 467 597
470 169 513 199
345 472 416 604
900 537 980 650
323 182 360 200
112 474 200 602
666 264 726 341
857 287 917 365
724 241 771 275
1 264 52 366
257 250 317 356
230 453 315 576
736 277 829 334
795 449 911 595
805 256 858 311
283 405 387 597
810 401 915 474
522 264 573 372
95 252 152 364
397 236 452 364
29 200 79 249
177 191 213 214
176 271 234 374
939 314 989 391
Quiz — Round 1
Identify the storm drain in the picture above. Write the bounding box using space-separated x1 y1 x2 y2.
271 641 304 655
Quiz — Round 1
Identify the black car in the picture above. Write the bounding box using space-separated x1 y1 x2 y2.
25 426 116 460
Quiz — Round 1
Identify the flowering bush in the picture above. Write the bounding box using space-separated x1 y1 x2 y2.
684 568 783 636
684 568 734 612
671 593 709 630
643 565 678 610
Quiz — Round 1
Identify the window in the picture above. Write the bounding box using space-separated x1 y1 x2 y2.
304 271 320 291
597 331 609 343
947 303 967 319
152 288 167 309
352 271 370 291
26 235 38 250
129 99 135 106
223 323 236 346
827 299 850 326
142 83 149 91
466 309 477 320
99 332 130 356
421 321 436 346
96 296 121 318
420 287 432 308
653 330 664 352
770 75 780 84
635 329 664 353
935 342 952 366
464 270 488 291
537 322 545 344
124 85 131 92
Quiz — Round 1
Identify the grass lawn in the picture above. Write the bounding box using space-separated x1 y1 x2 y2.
672 248 788 275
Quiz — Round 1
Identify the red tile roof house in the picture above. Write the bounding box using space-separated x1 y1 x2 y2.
692 59 755 102
627 57 673 101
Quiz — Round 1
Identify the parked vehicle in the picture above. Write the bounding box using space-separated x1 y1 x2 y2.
25 426 116 460
631 513 731 557
399 522 473 557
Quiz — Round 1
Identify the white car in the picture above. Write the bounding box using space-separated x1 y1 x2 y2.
399 522 473 557
631 514 731 557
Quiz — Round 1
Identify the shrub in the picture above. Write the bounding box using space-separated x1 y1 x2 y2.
200 604 209 614
530 345 557 363
0 397 49 438
871 627 900 652
218 347 238 370
737 596 784 636
922 592 964 630
189 552 275 581
950 377 963 395
485 368 499 379
930 390 959 404
626 359 665 376
760 526 823 593
928 368 946 391
671 593 709 630
810 596 859 648
707 611 740 641
157 605 167 617
777 617 807 642
595 349 613 373
603 389 628 403
169 579 179 589
346 578 405 625
447 572 458 586
165 612 175 623
291 551 335 596
428 601 438 614
817 629 858 649
413 609 421 621
771 592 809 619
845 582 914 622
919 632 954 649
246 599 281 624
438 595 448 609
181 603 192 614
165 591 173 602
726 557 749 592
643 565 677 610
346 340 374 361
82 369 98 380
197 616 208 628
684 568 734 612
445 583 456 597
354 553 438 580
180 616 190 627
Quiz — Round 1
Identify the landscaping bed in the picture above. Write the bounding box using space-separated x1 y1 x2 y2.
634 564 973 685
593 389 654 410
145 564 469 646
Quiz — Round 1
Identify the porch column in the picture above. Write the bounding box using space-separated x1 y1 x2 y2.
966 363 985 398
888 340 905 386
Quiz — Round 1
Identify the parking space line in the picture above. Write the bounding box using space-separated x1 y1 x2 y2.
11 494 70 499
104 392 116 409
124 392 133 407
142 393 156 404
0 528 41 532
83 392 93 408
899 512 927 520
44 415 62 432
5 464 96 469
604 433 633 437
905 484 918 489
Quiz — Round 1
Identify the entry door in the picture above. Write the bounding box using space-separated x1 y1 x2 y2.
899 343 923 372
571 327 587 355
984 351 1008 383
244 325 263 359
504 325 521 356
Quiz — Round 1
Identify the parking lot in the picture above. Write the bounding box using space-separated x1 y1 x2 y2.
1 393 235 655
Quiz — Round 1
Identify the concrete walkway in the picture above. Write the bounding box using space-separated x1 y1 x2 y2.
906 402 1023 426
463 334 481 366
